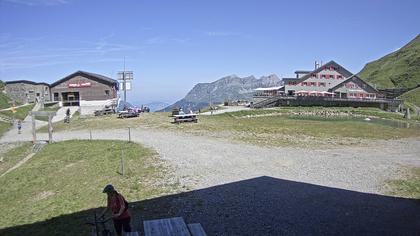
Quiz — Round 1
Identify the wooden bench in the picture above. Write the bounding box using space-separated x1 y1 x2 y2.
173 114 198 124
144 217 206 236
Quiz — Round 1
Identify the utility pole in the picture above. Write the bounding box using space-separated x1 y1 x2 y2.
123 57 127 103
123 72 126 103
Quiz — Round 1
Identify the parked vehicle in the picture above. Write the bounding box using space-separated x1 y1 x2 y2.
140 106 150 113
94 106 115 116
118 108 139 118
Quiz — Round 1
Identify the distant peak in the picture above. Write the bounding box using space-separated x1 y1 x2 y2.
223 74 238 79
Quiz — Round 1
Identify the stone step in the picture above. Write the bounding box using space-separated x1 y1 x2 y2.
32 141 47 153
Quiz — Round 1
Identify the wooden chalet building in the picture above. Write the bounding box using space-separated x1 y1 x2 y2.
50 71 119 106
253 61 402 110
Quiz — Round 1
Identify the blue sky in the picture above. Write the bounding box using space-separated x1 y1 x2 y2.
1 0 419 104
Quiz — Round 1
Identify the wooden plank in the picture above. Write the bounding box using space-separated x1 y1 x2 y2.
144 217 191 236
187 223 207 236
29 111 57 117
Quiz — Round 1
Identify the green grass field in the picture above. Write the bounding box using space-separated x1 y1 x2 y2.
0 140 175 236
399 87 420 107
0 142 33 175
0 93 11 110
388 167 420 199
0 122 11 137
39 107 420 148
0 104 34 121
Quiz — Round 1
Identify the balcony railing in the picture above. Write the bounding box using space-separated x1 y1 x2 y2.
253 94 402 104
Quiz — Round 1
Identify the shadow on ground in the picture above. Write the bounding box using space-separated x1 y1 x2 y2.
1 176 419 236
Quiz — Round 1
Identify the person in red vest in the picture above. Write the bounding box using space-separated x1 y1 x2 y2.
100 184 132 236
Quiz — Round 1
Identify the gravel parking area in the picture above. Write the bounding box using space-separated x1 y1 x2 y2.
1 127 419 235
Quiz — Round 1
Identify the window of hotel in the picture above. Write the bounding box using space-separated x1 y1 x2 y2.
337 75 342 79
311 74 317 78
311 82 316 86
302 82 308 86
329 75 335 79
318 82 326 87
321 75 326 79
345 83 355 88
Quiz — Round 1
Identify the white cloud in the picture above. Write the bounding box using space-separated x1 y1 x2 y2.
0 35 142 70
145 36 190 45
1 0 68 6
203 31 241 37
146 37 166 45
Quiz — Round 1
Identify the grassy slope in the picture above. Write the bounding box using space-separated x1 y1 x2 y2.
0 104 34 137
0 142 33 175
358 34 420 89
40 107 420 148
399 87 420 107
0 104 34 121
0 140 173 236
0 93 11 110
0 122 11 137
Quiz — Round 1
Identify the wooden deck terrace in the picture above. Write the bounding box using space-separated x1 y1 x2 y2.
252 95 402 110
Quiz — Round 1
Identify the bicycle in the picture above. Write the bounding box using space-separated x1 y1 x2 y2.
86 213 113 236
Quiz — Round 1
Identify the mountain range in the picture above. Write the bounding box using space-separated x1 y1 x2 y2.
160 74 281 111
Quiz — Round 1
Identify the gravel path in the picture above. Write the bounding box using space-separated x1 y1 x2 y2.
1 127 420 235
2 127 419 194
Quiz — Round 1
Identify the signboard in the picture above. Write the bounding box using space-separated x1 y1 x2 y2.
117 71 133 80
68 82 92 88
119 81 132 91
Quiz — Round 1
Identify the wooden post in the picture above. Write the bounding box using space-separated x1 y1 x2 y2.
31 113 36 144
405 108 411 120
48 115 53 143
89 130 92 140
128 127 131 143
29 111 56 144
120 149 125 176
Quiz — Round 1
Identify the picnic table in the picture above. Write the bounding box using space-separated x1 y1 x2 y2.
144 217 206 236
173 113 198 123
